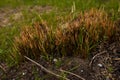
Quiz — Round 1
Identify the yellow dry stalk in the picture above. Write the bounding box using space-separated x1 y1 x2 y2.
13 22 49 59
79 8 114 40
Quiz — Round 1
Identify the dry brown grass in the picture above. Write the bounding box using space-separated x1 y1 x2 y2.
12 8 117 60
12 21 56 60
55 8 116 58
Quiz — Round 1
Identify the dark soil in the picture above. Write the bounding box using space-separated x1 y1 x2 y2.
0 41 120 80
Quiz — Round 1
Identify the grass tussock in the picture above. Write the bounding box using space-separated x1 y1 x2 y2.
12 22 56 60
55 8 116 58
12 8 117 60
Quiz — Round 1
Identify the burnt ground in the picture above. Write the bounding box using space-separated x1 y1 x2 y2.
0 41 120 80
0 6 120 80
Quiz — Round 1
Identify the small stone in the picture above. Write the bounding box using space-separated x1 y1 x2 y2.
80 70 84 73
53 58 58 62
22 72 25 75
97 63 103 67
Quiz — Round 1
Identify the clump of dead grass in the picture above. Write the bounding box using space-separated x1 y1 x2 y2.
11 22 56 60
55 8 116 58
12 8 117 60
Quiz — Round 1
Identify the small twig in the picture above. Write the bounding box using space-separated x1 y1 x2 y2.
69 64 81 72
24 56 69 80
59 69 86 80
0 65 6 73
113 58 120 61
89 51 107 68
